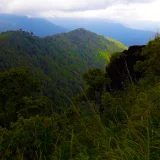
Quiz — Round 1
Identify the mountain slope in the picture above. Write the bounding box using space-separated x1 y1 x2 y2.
0 29 127 106
51 18 154 46
0 14 68 36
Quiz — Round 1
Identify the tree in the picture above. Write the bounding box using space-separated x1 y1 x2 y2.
82 68 110 114
137 37 160 76
0 68 52 127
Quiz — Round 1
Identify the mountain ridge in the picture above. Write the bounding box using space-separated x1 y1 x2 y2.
0 29 127 106
0 14 69 36
50 18 154 46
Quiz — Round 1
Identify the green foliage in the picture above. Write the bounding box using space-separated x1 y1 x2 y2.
2 30 160 160
0 68 52 127
0 116 58 160
1 84 160 160
109 52 124 63
135 37 160 78
0 30 126 107
83 68 107 91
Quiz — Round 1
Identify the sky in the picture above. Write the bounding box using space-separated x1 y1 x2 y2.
0 0 160 30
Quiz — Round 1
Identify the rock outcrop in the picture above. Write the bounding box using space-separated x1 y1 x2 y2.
106 45 146 91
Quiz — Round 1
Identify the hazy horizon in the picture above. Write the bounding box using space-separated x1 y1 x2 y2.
0 0 160 31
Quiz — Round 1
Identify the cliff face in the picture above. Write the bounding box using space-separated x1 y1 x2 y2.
106 45 146 91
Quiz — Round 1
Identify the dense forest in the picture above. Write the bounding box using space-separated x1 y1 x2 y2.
0 29 126 107
0 30 160 159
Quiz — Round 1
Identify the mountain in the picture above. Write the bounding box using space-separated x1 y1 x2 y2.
50 18 155 46
0 14 68 36
0 14 154 46
0 29 127 106
1 34 160 160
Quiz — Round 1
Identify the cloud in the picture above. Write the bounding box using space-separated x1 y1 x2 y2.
0 0 157 13
0 0 114 13
38 0 160 22
0 0 159 23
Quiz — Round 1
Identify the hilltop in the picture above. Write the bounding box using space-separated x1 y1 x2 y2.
0 29 127 106
51 18 154 46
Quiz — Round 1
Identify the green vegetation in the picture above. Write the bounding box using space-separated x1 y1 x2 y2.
1 30 160 159
0 68 52 128
0 29 126 107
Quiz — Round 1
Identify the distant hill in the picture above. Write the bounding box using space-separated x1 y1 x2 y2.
50 18 155 46
0 14 68 36
0 29 127 106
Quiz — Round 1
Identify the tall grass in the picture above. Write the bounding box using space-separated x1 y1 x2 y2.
1 84 160 159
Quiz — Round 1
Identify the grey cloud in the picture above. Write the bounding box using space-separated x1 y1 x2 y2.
0 0 157 16
0 0 157 13
62 0 156 11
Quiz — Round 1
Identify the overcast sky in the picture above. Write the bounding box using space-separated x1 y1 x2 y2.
0 0 160 30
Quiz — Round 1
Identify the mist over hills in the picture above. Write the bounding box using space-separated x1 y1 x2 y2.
0 14 68 36
0 14 155 47
50 18 155 46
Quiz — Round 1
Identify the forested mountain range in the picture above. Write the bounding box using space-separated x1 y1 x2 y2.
51 18 155 46
0 14 68 36
0 14 155 46
0 28 127 107
1 30 160 159
1 17 160 159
